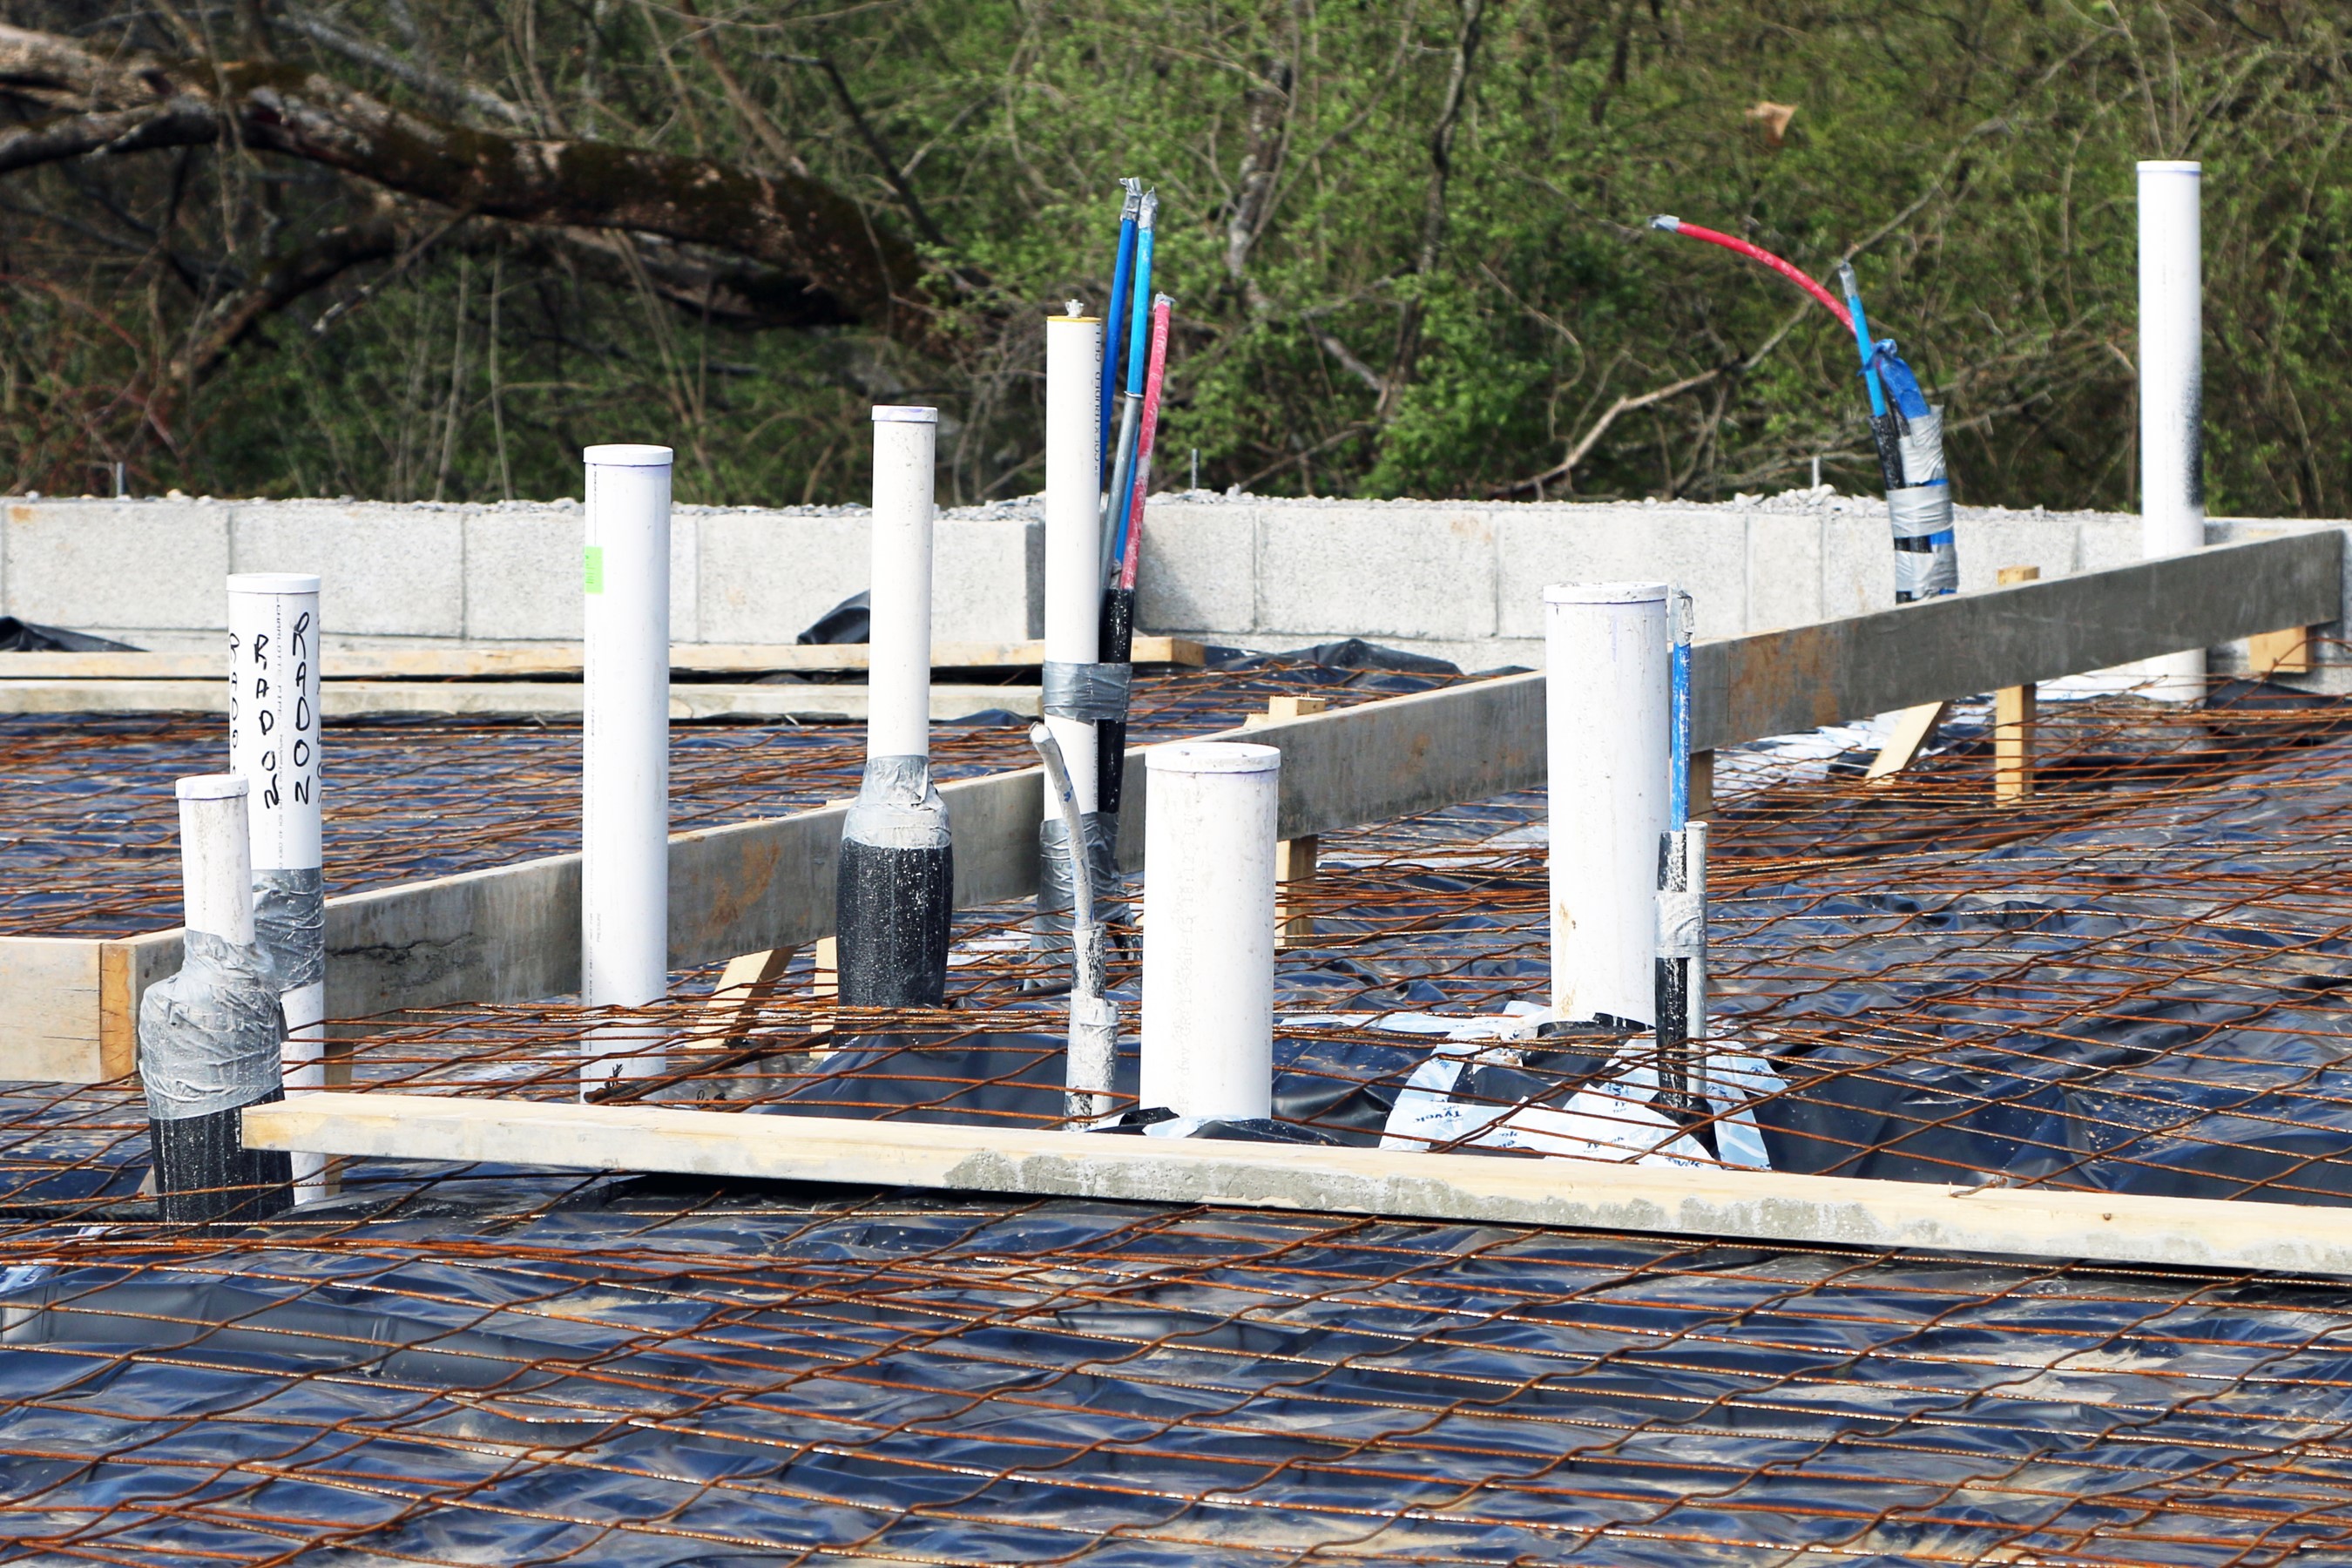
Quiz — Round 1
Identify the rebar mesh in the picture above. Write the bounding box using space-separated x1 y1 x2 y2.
9 670 2352 1564
0 654 1470 937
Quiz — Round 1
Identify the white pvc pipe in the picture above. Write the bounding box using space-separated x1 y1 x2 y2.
1545 583 1671 1024
174 775 254 946
868 408 939 761
580 443 672 1089
2139 159 2206 702
227 571 324 1193
1044 311 1104 813
1139 741 1281 1121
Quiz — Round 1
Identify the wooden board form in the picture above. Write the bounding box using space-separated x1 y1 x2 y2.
242 1092 2352 1279
0 679 1039 721
0 636 1204 683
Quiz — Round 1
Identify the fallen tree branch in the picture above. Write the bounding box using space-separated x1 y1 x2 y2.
0 23 930 341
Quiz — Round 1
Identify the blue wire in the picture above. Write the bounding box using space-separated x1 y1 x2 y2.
1839 266 1888 419
1108 212 1158 571
1099 213 1138 470
1669 618 1691 830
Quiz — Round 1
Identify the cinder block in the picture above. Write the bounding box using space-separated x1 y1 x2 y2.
231 503 466 637
2077 517 2142 574
1743 512 1827 632
695 510 868 645
463 506 582 641
4 499 230 632
1260 504 1497 640
1821 512 1895 618
1135 501 1255 635
1495 505 1747 639
1955 512 2086 591
935 515 1037 643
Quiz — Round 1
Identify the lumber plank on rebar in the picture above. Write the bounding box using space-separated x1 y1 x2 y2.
242 1091 2352 1278
0 637 1204 683
0 679 1039 721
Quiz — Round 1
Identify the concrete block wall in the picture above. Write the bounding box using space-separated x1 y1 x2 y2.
3 490 2342 676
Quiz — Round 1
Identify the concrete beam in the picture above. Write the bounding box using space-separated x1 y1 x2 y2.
1689 530 2344 748
243 1092 2352 1278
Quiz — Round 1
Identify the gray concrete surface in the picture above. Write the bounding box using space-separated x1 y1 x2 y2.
6 488 2348 680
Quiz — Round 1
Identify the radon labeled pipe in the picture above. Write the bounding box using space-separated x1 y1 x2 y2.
1139 741 1280 1122
580 443 672 1092
838 406 953 1008
1036 308 1117 963
2139 159 2207 703
140 775 292 1227
1031 724 1117 1118
1545 583 1671 1025
226 572 325 1199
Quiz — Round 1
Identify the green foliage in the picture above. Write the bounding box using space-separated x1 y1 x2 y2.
5 1 2352 515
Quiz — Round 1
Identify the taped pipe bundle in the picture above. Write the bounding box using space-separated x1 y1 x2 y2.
1870 341 1958 602
139 775 292 1227
838 406 953 1009
1031 724 1118 1118
837 754 954 1007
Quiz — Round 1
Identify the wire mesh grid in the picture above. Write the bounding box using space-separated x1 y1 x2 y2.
9 672 2352 1563
0 654 1470 938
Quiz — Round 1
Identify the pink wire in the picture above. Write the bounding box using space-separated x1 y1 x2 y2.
1660 220 1853 332
1119 298 1173 592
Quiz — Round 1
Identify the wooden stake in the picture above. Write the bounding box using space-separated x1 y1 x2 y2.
811 936 838 1003
2249 625 2314 677
691 947 800 1048
1993 565 2040 804
1246 695 1330 946
1688 749 1714 819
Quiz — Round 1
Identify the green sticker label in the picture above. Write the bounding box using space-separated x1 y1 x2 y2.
584 545 605 594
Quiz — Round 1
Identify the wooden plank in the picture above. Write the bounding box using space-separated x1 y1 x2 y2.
242 1092 2352 1278
1864 702 1949 781
0 636 1205 683
1248 696 1330 947
0 679 1038 721
0 937 108 1082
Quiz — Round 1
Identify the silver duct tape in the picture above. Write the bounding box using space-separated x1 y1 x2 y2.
139 930 287 1122
252 867 324 992
1040 660 1133 722
1656 888 1707 961
1898 406 1947 485
1895 543 1960 598
842 754 951 851
1034 811 1125 945
1886 482 1953 539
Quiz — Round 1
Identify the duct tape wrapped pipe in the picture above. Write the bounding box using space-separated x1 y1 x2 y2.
138 930 293 1226
1031 811 1125 962
1040 661 1133 723
837 754 954 1007
252 867 324 992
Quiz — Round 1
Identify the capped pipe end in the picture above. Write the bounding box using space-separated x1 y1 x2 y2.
872 406 939 424
1148 740 1281 776
2136 159 2202 176
1543 581 1670 605
226 572 321 595
583 443 674 467
1647 214 1680 231
175 774 250 801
